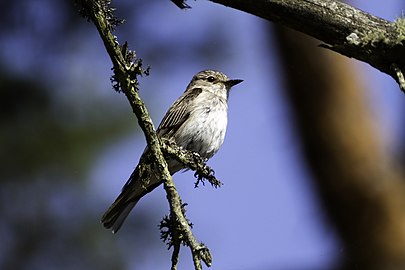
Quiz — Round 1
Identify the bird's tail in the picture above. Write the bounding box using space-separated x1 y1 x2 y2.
101 157 181 233
101 193 140 234
101 166 163 233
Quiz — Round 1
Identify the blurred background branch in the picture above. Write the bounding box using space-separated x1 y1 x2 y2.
273 25 405 269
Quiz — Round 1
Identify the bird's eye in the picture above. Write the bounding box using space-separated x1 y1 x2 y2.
207 76 215 82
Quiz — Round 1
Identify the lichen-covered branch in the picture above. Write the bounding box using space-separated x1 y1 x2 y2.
213 0 405 93
76 0 214 268
173 0 405 93
160 138 222 188
160 202 212 269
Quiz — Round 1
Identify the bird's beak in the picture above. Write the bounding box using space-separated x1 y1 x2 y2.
226 79 243 88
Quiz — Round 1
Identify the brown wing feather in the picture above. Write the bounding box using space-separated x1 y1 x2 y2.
157 88 202 137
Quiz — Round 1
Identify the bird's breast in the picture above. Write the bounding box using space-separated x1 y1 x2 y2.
175 97 228 159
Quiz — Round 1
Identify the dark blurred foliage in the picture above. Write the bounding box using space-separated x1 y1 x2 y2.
0 1 141 270
0 0 232 269
0 69 128 269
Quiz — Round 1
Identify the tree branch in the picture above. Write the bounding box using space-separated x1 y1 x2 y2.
191 0 405 93
77 0 214 268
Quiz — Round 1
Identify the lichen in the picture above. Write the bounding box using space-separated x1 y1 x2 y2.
346 32 361 45
346 18 405 48
361 28 390 47
393 17 405 44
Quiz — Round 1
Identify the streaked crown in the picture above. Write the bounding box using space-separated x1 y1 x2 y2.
186 70 243 99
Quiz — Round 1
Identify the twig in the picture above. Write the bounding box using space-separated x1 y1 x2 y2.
160 138 222 188
170 241 181 270
170 0 191 9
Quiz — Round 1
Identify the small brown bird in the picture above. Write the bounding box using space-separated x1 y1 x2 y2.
101 70 243 233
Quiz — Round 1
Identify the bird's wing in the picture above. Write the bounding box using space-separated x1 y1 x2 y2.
157 88 202 137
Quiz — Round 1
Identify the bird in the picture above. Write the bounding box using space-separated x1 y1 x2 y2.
101 70 243 233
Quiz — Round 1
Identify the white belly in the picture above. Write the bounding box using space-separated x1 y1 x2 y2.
175 100 228 159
